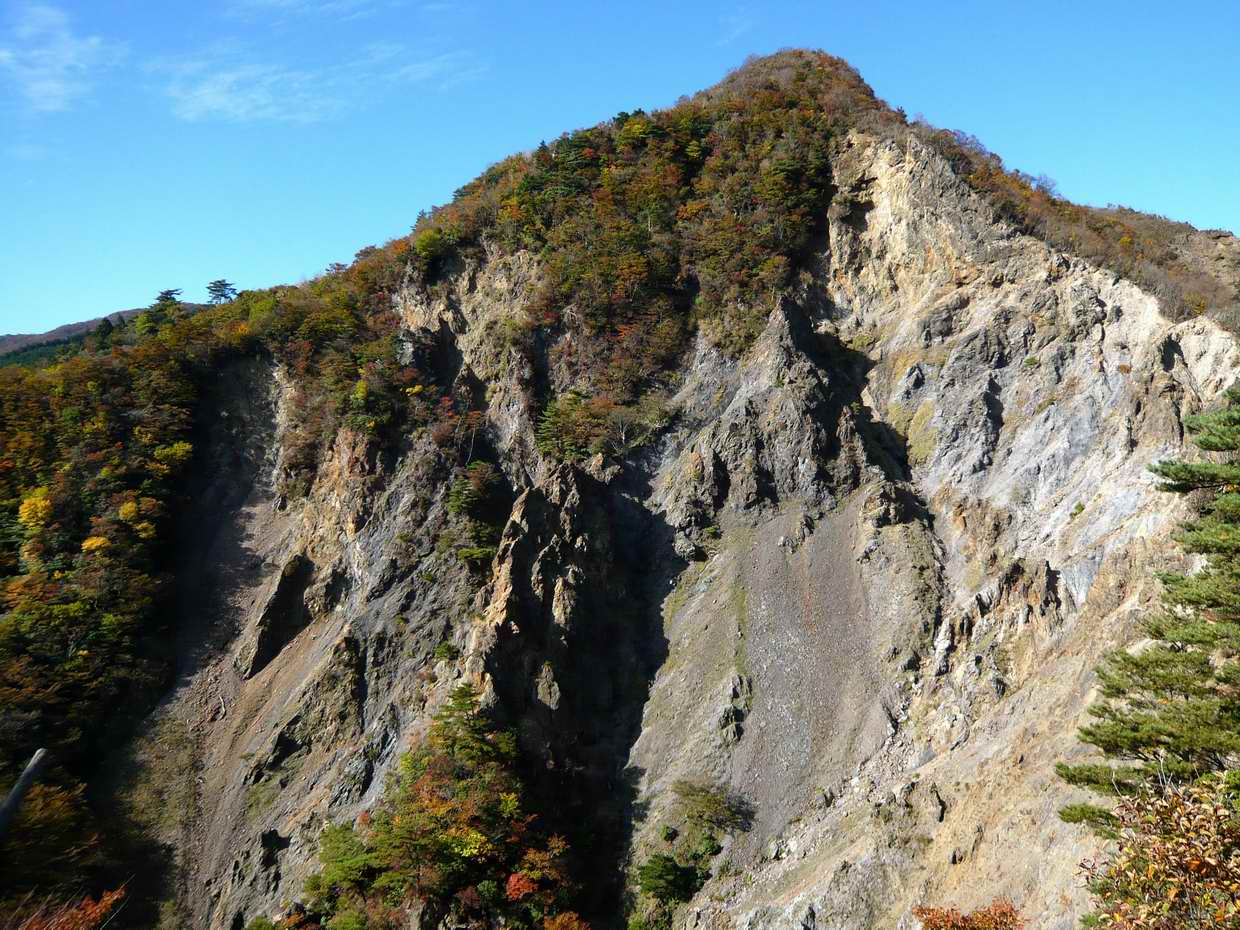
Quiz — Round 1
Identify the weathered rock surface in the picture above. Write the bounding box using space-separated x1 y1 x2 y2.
142 130 1239 930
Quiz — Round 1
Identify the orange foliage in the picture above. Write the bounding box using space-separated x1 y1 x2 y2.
912 899 1025 930
1081 779 1240 930
505 871 539 901
544 912 592 930
13 888 125 930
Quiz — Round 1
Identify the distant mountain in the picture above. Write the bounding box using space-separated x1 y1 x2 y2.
0 305 211 359
0 309 143 356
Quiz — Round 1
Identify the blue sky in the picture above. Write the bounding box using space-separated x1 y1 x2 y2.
1 0 1237 333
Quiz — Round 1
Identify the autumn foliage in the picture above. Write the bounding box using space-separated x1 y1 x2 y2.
912 899 1025 930
6 888 125 930
1081 778 1240 930
0 250 455 909
303 685 586 929
914 126 1236 325
3 48 1234 923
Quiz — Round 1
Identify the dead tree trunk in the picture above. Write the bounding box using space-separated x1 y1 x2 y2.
0 748 49 843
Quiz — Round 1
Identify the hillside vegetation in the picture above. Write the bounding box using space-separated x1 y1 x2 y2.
0 49 1236 928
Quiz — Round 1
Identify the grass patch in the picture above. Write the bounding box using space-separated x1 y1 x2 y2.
907 400 938 466
244 778 282 819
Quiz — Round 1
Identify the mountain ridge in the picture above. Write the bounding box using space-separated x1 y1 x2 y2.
0 309 140 357
1 49 1238 930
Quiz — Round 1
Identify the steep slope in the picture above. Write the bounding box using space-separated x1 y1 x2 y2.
20 50 1228 930
623 131 1238 930
130 126 1240 930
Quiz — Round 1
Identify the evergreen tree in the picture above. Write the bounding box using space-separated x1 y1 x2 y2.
133 310 161 336
135 290 183 335
1059 387 1240 824
206 279 238 304
92 316 114 347
429 683 514 763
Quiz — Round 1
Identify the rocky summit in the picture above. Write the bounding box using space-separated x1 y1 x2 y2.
2 50 1239 930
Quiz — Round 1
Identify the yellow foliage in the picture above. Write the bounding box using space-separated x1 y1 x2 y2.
499 791 521 818
17 488 53 530
1083 778 1240 930
152 441 193 467
446 827 490 860
118 501 139 523
80 536 111 553
82 411 110 436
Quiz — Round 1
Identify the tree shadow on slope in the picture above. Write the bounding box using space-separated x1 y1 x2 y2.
92 359 283 927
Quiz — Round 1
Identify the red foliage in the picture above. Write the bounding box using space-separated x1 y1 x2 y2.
912 899 1025 930
505 871 539 901
14 887 125 930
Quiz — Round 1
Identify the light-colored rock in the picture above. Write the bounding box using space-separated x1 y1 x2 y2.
139 128 1239 930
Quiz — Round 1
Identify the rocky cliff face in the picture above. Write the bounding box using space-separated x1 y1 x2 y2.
140 129 1239 930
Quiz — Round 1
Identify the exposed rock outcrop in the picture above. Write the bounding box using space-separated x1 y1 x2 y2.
138 127 1238 930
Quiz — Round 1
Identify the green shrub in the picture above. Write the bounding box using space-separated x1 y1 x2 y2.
447 462 500 517
303 822 374 913
444 461 507 570
690 833 722 860
328 909 370 930
433 640 461 662
536 392 610 462
456 545 498 566
671 779 753 833
413 228 450 262
636 854 703 904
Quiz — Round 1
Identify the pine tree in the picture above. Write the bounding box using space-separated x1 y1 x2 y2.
1059 387 1240 825
92 316 114 347
206 279 238 304
429 683 514 764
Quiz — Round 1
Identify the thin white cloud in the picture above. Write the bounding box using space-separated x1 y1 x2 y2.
156 44 485 124
0 3 125 112
162 61 335 123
